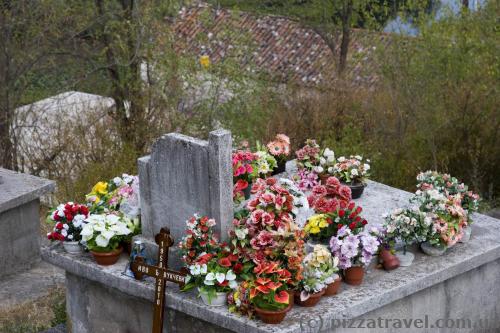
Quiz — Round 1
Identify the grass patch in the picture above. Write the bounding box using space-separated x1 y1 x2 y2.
0 287 66 333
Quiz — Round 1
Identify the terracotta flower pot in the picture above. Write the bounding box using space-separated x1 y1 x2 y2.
319 173 330 184
90 247 123 266
324 277 342 296
344 266 365 285
343 182 365 199
294 289 325 307
254 301 292 324
287 289 295 309
379 249 400 270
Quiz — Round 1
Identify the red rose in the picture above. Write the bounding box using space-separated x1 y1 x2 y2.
355 216 362 222
266 178 277 186
356 206 362 214
53 213 60 221
362 219 368 225
65 213 73 221
218 257 232 268
228 254 239 262
339 200 347 209
217 280 229 287
338 210 346 218
233 263 243 274
349 222 357 230
348 201 355 210
81 206 89 215
55 222 63 230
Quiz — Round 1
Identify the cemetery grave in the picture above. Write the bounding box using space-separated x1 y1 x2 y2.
36 129 500 332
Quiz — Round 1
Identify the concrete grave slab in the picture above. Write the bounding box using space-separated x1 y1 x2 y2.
0 168 55 276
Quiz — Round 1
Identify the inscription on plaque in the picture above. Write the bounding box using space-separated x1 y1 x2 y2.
130 228 186 333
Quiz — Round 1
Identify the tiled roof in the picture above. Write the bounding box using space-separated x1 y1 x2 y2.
173 4 390 87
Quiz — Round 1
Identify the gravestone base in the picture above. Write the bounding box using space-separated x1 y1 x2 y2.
43 243 500 333
65 272 233 333
0 200 42 275
0 168 55 277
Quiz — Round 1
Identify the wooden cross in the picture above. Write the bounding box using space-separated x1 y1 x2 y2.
130 227 187 333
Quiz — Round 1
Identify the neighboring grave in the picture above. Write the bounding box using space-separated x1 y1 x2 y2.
0 168 55 276
137 129 233 269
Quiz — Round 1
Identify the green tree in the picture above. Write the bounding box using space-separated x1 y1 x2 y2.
0 1 66 169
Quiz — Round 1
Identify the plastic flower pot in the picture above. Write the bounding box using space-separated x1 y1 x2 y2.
63 241 83 254
395 250 414 267
420 242 447 256
90 247 123 266
198 288 227 307
344 182 365 199
122 240 132 255
271 161 286 176
324 277 342 296
255 302 292 324
243 184 252 200
294 289 325 307
459 227 472 243
379 249 400 270
344 266 365 285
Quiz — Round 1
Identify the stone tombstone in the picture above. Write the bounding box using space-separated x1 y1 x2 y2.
138 129 232 268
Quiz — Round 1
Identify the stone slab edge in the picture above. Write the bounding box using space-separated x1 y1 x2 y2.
0 168 55 214
41 200 500 332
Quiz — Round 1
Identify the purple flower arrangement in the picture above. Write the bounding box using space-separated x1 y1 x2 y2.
329 226 380 269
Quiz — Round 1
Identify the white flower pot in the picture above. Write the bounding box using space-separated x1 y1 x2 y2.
459 227 472 243
395 251 415 267
420 242 447 256
198 288 227 306
63 241 83 254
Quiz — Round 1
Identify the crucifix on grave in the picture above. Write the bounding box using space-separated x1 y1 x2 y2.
130 227 187 333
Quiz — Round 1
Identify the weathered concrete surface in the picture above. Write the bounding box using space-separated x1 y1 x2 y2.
0 261 64 312
0 168 55 276
0 168 55 213
66 272 234 333
332 258 500 333
138 130 232 269
42 179 500 333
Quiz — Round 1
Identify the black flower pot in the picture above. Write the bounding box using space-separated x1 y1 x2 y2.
243 184 252 200
345 182 365 199
271 161 286 176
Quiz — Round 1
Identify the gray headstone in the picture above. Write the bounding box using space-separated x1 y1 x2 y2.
138 130 232 267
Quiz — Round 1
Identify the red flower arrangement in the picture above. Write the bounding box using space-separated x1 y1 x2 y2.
308 176 352 214
47 202 89 242
229 178 305 291
248 261 291 311
232 150 259 202
178 214 219 265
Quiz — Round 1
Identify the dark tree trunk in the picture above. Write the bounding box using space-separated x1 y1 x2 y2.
338 0 353 75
